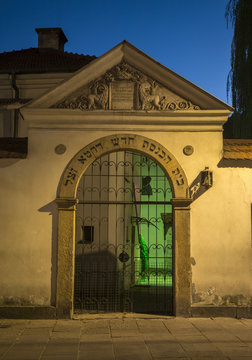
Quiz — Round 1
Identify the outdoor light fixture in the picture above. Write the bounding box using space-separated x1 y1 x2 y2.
201 167 213 188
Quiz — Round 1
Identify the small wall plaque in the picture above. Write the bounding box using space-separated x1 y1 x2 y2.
55 144 66 155
183 145 194 156
110 81 135 110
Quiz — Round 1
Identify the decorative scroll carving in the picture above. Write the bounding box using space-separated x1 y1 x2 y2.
160 99 200 111
139 80 200 111
54 61 200 111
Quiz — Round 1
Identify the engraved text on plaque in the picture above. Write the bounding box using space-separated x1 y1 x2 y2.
111 81 135 110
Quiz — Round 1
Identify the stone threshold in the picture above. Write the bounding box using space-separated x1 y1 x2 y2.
1 306 252 319
73 312 175 320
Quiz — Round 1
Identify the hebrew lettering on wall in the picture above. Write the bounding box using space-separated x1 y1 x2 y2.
64 142 104 187
142 140 172 164
63 135 186 196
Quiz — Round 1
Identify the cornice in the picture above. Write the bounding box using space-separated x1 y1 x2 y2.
21 108 231 132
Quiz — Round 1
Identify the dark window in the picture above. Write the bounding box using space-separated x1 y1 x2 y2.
82 225 94 243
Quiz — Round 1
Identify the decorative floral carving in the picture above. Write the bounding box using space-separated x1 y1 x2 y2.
57 95 88 110
54 61 200 111
104 61 144 82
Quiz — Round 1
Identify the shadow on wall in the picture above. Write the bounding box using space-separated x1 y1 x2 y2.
0 159 21 168
74 251 118 311
38 201 58 307
189 170 213 202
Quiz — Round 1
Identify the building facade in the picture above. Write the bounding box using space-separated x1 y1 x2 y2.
0 29 252 318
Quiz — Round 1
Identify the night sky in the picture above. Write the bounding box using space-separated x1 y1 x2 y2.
0 0 233 104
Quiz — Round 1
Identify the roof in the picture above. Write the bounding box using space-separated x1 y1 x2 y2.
223 139 252 160
0 99 31 105
25 40 233 111
0 48 96 73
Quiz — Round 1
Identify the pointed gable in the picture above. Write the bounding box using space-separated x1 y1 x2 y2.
25 41 233 112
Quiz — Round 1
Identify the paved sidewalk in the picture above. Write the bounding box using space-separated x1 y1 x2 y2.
0 315 252 359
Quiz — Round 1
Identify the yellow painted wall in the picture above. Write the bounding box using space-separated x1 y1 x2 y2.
0 129 251 307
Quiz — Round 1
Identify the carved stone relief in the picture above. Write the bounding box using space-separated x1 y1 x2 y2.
54 61 200 111
57 80 109 110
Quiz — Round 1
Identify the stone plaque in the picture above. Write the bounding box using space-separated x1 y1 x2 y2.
183 145 194 156
111 81 135 110
55 144 66 155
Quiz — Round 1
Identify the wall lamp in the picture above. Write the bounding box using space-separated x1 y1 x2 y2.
201 167 213 188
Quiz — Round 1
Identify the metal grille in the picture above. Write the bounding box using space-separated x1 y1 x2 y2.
74 151 173 314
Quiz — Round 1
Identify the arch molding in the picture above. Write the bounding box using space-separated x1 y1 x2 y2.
55 134 192 318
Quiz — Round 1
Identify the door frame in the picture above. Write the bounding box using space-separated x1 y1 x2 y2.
55 134 192 318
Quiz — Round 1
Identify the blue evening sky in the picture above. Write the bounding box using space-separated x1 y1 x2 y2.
0 0 233 105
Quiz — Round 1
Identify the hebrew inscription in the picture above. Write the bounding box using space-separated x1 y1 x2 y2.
63 142 104 187
172 168 185 186
111 81 135 110
111 136 135 146
64 167 78 186
62 135 187 198
142 140 172 165
77 142 103 165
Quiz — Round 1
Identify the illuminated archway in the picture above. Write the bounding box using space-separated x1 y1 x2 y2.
56 134 192 317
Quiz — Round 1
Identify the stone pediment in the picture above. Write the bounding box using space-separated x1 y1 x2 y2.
25 41 233 112
52 61 200 111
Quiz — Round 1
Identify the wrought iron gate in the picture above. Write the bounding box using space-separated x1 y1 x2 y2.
74 151 173 314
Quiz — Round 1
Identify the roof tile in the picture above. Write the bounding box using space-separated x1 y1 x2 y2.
0 48 96 73
223 139 252 160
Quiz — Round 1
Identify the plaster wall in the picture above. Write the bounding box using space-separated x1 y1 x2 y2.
0 110 12 137
0 73 72 99
191 167 252 304
0 73 72 136
0 128 251 307
16 73 72 99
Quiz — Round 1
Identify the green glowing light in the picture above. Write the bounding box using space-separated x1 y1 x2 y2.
132 154 173 288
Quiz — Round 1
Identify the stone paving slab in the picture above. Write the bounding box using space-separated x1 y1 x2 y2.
79 341 115 360
0 317 252 359
113 337 152 360
145 339 187 358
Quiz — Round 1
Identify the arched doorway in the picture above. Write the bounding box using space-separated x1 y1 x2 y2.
56 134 192 318
74 150 173 314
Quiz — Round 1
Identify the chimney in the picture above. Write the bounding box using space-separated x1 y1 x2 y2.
35 28 68 51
